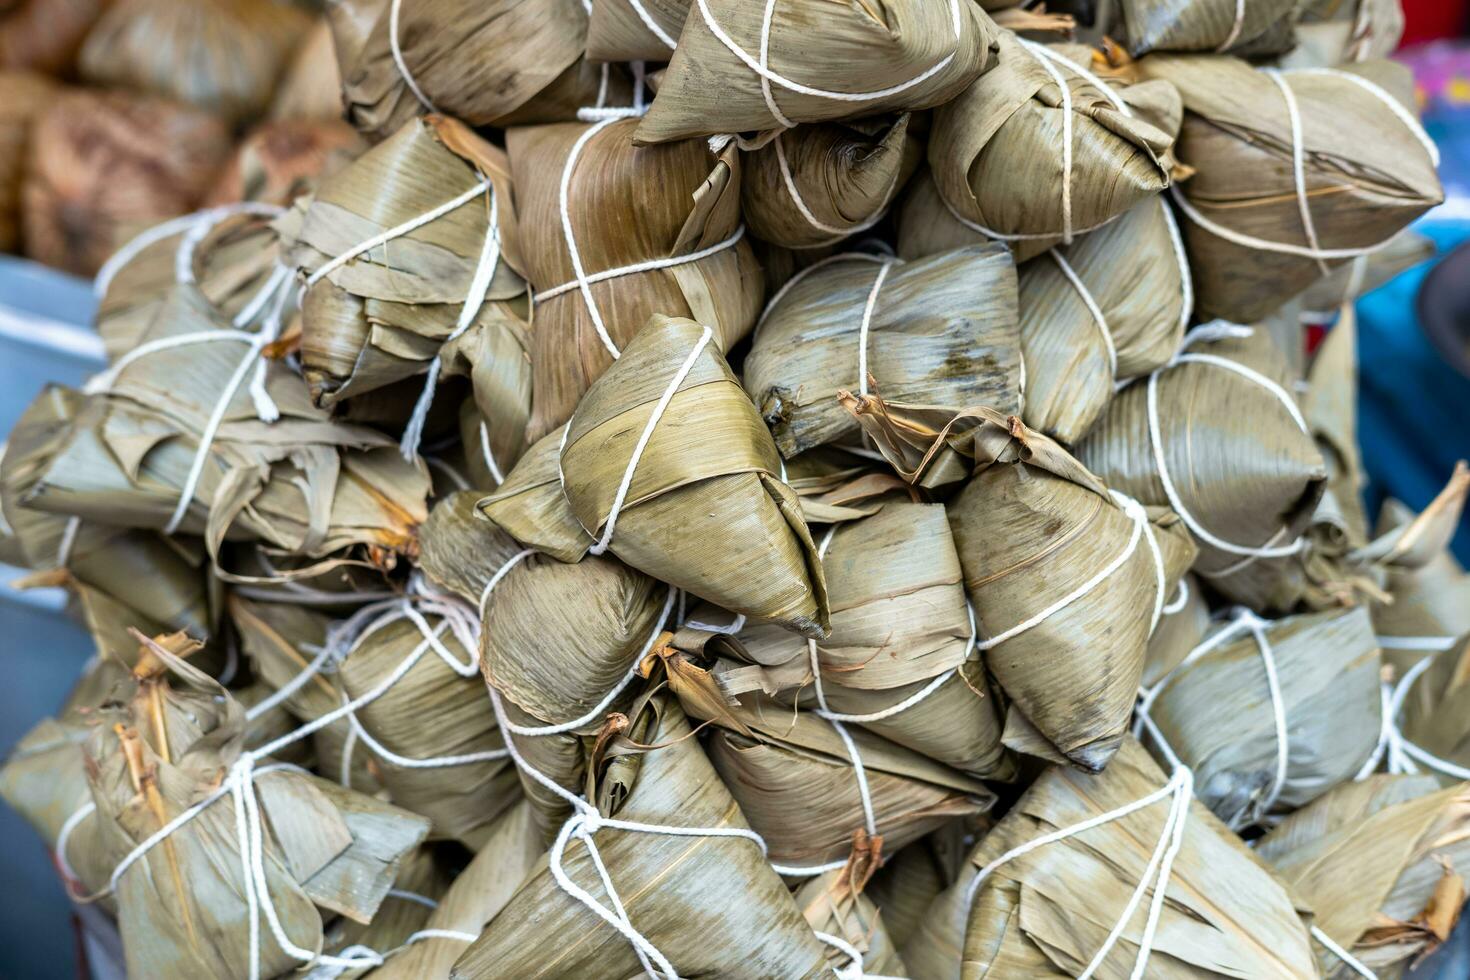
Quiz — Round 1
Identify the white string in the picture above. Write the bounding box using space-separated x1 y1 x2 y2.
557 118 625 359
65 561 540 979
532 227 746 305
940 187 1120 244
753 251 889 333
399 187 502 460
476 420 505 486
425 455 470 491
856 261 893 397
1032 48 1074 244
487 668 772 980
1311 925 1379 978
757 0 796 130
1049 248 1117 377
804 528 879 840
1355 652 1470 782
1217 0 1247 51
962 765 1194 980
773 132 898 242
1169 186 1407 262
388 0 440 113
94 202 285 298
692 0 964 112
164 319 283 535
1263 70 1331 278
54 799 96 892
1285 68 1439 166
304 180 491 289
1376 635 1458 652
1145 331 1310 559
1158 197 1196 336
816 930 907 980
570 326 714 556
88 213 299 534
87 206 295 504
384 889 438 909
55 515 82 568
497 586 676 738
974 492 1155 652
1171 68 1436 264
624 0 679 49
244 642 335 721
1138 609 1288 828
1161 577 1190 616
946 41 1127 245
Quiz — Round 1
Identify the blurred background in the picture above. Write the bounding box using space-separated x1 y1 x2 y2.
2 0 1469 977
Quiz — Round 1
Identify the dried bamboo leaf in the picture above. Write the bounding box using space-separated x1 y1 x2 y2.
745 246 1022 457
24 288 430 565
0 657 126 901
338 0 621 141
268 17 345 122
336 613 522 848
866 823 975 955
1398 636 1470 778
96 210 286 359
481 551 667 839
231 596 380 791
1141 575 1209 688
1012 198 1189 443
741 115 920 249
1258 774 1470 977
452 693 833 978
442 306 534 481
82 643 429 979
560 314 830 635
929 34 1180 251
1144 606 1382 827
636 0 998 143
475 425 594 563
1279 0 1403 67
1077 327 1327 611
797 866 910 978
1 385 215 646
586 0 689 61
733 499 1014 780
324 845 451 977
1297 232 1434 317
843 401 1195 769
417 490 533 606
907 739 1319 978
1371 493 1470 663
1138 54 1442 322
669 674 995 866
372 802 543 979
288 115 527 410
509 118 761 439
1118 0 1297 56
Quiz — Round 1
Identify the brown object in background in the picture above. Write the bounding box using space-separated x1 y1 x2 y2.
205 119 364 208
22 90 230 276
268 18 345 122
0 72 54 254
0 0 105 76
78 0 311 127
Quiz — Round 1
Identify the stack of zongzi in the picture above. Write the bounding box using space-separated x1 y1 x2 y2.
1 7 1462 979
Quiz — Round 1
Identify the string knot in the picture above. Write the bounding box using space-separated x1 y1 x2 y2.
577 809 606 836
